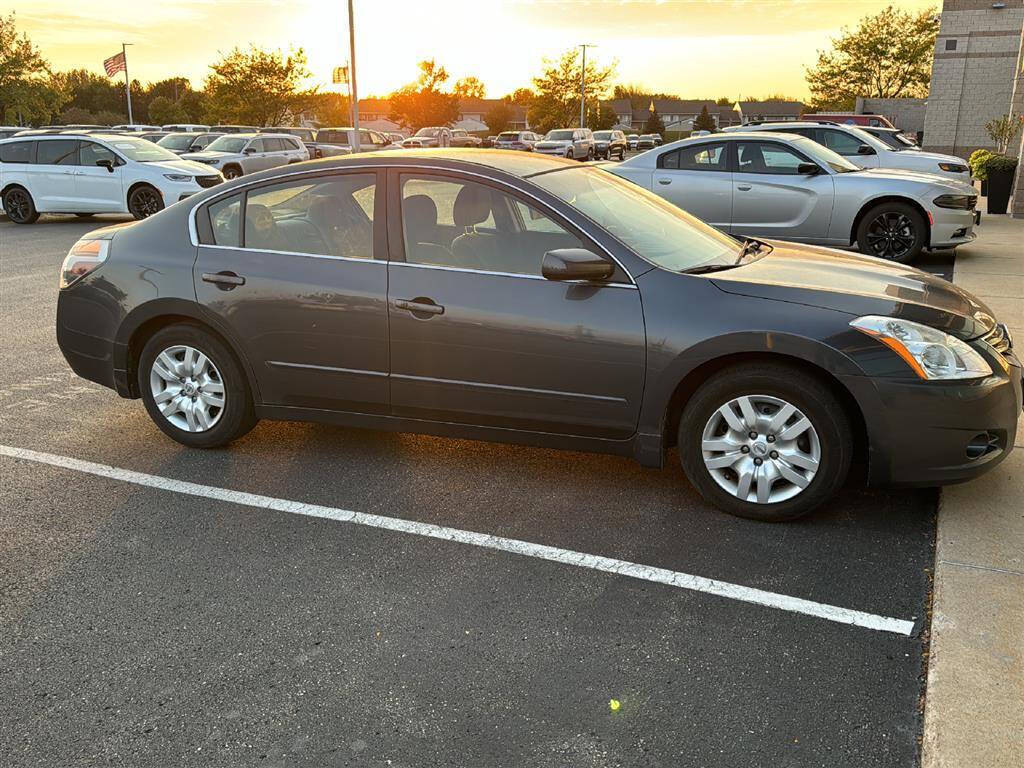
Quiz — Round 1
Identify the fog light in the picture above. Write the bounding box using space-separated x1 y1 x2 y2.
965 432 1001 460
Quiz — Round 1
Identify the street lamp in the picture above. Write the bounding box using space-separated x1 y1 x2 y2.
579 44 596 129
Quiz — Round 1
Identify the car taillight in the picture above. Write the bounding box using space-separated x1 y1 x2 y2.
60 238 109 289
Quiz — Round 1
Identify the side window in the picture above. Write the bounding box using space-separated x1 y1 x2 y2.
36 140 78 166
736 142 805 175
400 175 585 276
247 138 264 153
262 138 284 152
659 142 727 171
0 140 35 163
243 174 375 259
819 129 865 156
359 129 374 146
208 194 242 247
79 142 118 167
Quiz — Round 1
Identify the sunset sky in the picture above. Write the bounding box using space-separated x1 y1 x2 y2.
15 0 937 100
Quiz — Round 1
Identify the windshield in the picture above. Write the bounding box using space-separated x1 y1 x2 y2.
497 132 520 140
844 125 889 153
531 166 741 272
546 130 574 141
105 137 179 162
789 136 861 173
416 128 440 137
593 131 612 140
206 136 248 153
157 134 196 150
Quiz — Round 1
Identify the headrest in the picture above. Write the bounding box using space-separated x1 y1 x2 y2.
453 184 492 227
404 194 438 226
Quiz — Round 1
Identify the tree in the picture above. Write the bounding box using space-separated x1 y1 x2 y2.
587 101 618 131
307 91 350 126
612 83 674 109
388 60 460 130
693 104 717 132
147 95 187 125
643 108 665 137
0 13 65 123
985 114 1022 154
506 87 535 107
484 101 512 134
204 46 314 126
528 48 616 134
454 76 486 99
59 69 125 117
805 5 939 111
715 97 733 106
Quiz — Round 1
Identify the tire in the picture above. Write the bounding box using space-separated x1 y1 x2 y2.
138 323 257 449
223 165 242 180
678 363 853 522
618 148 626 160
856 201 926 263
3 186 39 224
127 184 164 220
565 149 574 160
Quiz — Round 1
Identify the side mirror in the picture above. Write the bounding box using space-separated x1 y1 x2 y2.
542 248 614 282
243 147 256 155
797 162 820 175
857 144 876 155
97 159 115 172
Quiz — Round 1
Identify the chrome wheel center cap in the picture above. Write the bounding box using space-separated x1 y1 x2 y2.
751 441 768 458
182 380 198 397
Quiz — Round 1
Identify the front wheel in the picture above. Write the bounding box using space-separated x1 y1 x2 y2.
856 202 926 263
127 185 164 220
3 187 39 224
223 165 242 180
565 148 574 160
678 364 853 521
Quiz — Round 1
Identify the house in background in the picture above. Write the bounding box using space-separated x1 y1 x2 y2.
732 100 805 124
348 98 530 136
607 99 741 132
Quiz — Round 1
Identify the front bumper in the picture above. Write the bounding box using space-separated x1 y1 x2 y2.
929 205 978 248
841 351 1022 487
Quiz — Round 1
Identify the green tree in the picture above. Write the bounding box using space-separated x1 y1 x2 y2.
612 83 674 109
587 101 618 131
147 95 187 125
59 106 95 125
806 5 939 110
484 101 512 134
204 46 314 126
58 69 126 117
715 97 733 106
985 114 1022 154
307 91 350 126
693 104 717 132
388 60 460 130
454 76 486 99
528 48 616 134
0 13 66 123
643 108 665 137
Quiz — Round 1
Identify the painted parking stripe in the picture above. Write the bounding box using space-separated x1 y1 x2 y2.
0 444 915 637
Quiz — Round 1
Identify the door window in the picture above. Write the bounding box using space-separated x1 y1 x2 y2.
659 142 727 170
736 142 805 175
36 140 78 166
0 140 35 163
79 142 118 167
399 175 584 276
262 137 284 152
817 129 866 156
208 194 242 246
241 174 376 259
246 139 264 153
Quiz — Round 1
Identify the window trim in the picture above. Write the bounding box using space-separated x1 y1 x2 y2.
656 140 731 171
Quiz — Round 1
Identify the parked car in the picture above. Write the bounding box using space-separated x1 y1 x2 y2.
451 128 483 148
54 151 1020 522
723 121 969 180
861 126 920 150
137 131 170 143
0 126 23 140
182 133 308 179
402 127 452 148
157 132 225 155
161 124 210 133
801 113 896 128
592 130 627 160
0 133 222 223
493 131 539 151
627 134 640 150
534 128 595 160
483 135 498 147
610 132 979 263
316 127 398 155
260 126 316 143
211 125 259 134
387 132 406 144
111 124 161 132
637 134 660 150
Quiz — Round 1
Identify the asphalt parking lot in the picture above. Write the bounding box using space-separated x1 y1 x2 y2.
1 215 950 767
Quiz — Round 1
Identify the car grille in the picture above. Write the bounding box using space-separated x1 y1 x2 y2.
195 175 222 189
983 322 1013 355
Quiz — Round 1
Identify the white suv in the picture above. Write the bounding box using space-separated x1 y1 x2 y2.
181 133 309 179
722 121 970 181
0 133 222 224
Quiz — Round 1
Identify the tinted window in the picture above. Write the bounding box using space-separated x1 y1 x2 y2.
0 141 35 163
247 139 264 153
736 141 806 174
79 142 118 167
208 194 242 247
817 129 866 156
243 174 376 259
400 175 584 276
206 136 248 153
262 138 284 152
319 130 347 145
36 140 78 166
660 142 727 171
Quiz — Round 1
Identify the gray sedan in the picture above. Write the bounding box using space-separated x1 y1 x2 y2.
610 132 979 262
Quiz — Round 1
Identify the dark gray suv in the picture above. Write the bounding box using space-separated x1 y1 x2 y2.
55 150 1021 521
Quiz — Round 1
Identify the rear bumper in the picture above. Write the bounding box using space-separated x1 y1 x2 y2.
56 290 131 397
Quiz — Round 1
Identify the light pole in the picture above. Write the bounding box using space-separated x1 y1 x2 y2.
579 44 596 129
348 0 361 152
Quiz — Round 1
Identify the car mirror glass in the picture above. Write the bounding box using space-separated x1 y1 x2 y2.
541 248 614 282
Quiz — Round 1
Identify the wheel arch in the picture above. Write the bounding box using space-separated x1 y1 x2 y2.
850 195 931 249
126 180 162 208
1 181 31 199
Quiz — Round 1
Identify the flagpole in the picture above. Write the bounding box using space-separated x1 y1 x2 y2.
122 43 134 125
347 0 360 153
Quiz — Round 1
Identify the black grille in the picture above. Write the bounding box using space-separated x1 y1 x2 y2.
983 323 1012 355
196 175 222 189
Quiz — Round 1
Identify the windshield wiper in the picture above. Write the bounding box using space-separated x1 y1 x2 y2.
734 238 772 263
682 263 740 275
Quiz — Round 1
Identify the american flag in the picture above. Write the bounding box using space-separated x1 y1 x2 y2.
103 51 126 77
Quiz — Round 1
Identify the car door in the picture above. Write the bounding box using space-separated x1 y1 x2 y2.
651 141 733 230
386 170 646 438
814 128 880 169
76 141 124 212
193 170 390 412
242 138 270 172
33 139 80 210
731 140 835 242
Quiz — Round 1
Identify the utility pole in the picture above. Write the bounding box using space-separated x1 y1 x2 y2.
579 44 596 129
348 0 361 152
122 43 134 125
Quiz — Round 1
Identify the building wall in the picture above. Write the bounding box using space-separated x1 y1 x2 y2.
856 98 928 133
923 0 1024 159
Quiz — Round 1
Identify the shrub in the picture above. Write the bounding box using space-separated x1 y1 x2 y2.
974 152 1018 181
968 148 991 178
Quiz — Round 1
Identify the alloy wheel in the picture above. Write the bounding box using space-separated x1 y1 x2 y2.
129 187 163 218
701 394 821 504
149 345 226 433
865 211 916 260
4 190 31 223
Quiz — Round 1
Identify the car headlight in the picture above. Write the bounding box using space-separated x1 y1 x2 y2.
163 173 193 182
60 238 109 289
933 194 975 210
938 162 968 173
850 316 992 380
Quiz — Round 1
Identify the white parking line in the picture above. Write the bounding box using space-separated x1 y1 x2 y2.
1 443 915 637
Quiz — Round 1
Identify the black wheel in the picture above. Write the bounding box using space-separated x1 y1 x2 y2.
138 323 257 448
565 148 574 160
585 147 594 161
3 186 39 224
857 202 926 263
678 363 853 522
618 148 626 160
127 185 164 220
223 165 242 180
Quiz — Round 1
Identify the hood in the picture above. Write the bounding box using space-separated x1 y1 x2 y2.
904 149 968 166
147 158 220 175
852 167 977 195
710 241 994 340
182 150 233 161
537 140 571 147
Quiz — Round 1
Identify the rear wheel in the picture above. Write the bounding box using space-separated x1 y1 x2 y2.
127 185 164 220
856 201 926 263
565 148 574 160
3 187 39 224
678 364 853 522
223 165 242 180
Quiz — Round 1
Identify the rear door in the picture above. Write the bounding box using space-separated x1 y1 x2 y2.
651 141 733 229
33 139 79 210
76 141 124 212
731 140 835 241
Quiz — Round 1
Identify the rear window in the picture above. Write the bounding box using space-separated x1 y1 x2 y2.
36 140 78 165
0 140 35 163
497 132 520 140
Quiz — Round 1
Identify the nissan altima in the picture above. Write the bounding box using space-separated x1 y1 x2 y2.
56 150 1020 521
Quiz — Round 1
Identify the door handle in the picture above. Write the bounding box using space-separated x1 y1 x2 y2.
202 271 246 289
737 184 752 191
395 298 444 316
657 178 671 185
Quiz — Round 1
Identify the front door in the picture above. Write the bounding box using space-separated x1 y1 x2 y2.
193 170 389 412
814 128 881 170
731 140 835 242
32 139 79 210
386 171 646 439
76 141 124 212
651 141 733 229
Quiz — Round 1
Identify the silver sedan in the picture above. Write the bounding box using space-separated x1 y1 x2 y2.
609 132 979 262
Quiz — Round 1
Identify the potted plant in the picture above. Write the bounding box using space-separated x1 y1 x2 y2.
977 154 1019 215
968 149 992 195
